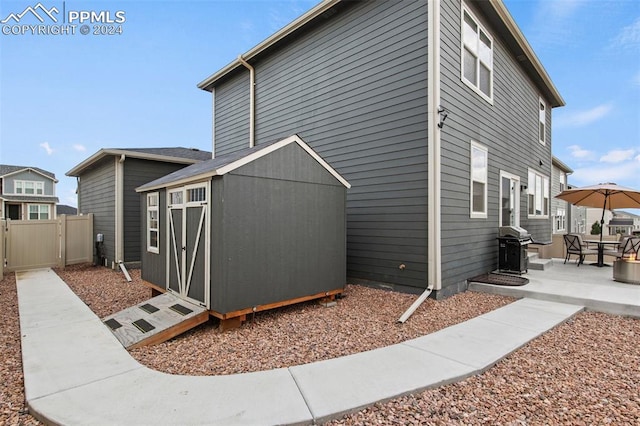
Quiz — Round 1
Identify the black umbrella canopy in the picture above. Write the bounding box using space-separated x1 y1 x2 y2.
555 183 640 240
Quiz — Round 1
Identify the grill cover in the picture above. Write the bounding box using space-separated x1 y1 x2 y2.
499 226 530 239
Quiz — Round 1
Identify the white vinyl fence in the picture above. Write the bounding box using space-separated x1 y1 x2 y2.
2 214 93 273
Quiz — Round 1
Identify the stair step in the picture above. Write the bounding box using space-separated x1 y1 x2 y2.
102 293 209 349
529 258 554 271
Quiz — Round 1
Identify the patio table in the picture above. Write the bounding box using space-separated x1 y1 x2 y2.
584 240 619 267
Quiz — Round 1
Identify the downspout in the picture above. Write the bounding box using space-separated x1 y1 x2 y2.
237 55 255 148
399 0 442 323
115 154 125 267
211 87 216 159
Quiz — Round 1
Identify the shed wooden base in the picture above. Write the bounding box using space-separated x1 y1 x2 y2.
140 280 344 331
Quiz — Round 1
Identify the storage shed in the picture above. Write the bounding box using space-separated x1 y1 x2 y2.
136 135 350 326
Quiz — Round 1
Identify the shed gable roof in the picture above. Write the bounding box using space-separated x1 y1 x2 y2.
66 147 212 177
136 135 351 192
197 0 563 107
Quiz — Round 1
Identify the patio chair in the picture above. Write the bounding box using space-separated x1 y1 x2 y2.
602 236 628 259
563 234 598 266
615 236 640 260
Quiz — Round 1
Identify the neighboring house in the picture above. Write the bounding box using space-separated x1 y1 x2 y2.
0 164 59 220
586 207 614 236
67 147 212 268
196 0 564 298
551 156 572 235
57 204 78 216
607 211 640 236
566 183 587 234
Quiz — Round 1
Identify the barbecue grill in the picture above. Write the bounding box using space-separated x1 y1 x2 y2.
497 226 532 275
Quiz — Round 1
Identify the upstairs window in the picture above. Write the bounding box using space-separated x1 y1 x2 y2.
539 98 547 145
15 180 44 195
470 141 488 218
528 170 549 217
559 173 566 193
462 7 493 102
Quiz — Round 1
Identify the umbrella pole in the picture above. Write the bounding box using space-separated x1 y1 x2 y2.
599 193 608 242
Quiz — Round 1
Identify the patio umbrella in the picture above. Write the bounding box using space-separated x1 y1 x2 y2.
555 182 640 241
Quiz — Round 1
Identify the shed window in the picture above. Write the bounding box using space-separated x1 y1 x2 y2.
528 170 549 217
28 204 49 220
187 187 206 203
461 8 493 102
470 141 488 218
147 193 159 253
169 191 183 206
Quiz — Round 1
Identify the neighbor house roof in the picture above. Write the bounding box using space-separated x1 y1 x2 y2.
0 164 57 181
136 135 350 192
56 204 78 215
66 147 212 177
552 156 573 174
0 195 59 203
197 0 564 107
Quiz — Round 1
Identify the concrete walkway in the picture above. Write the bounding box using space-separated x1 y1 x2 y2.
17 264 636 425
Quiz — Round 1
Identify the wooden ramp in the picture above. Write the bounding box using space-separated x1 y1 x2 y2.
102 293 209 349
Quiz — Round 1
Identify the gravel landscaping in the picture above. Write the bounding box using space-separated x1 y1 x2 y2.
2 264 639 425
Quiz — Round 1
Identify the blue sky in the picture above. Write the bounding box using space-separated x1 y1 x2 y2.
0 0 638 209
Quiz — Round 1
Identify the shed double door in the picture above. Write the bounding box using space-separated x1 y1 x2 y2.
167 182 210 309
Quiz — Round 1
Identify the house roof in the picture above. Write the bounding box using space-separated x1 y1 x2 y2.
197 0 564 108
0 164 57 181
57 204 78 215
0 195 59 203
66 147 212 177
136 135 351 192
552 156 573 173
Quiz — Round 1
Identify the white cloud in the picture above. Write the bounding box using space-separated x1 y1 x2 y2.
73 144 86 152
570 161 640 188
40 142 53 155
568 144 595 160
555 103 613 127
612 17 640 49
600 149 636 163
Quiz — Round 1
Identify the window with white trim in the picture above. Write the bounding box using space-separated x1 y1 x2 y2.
28 204 49 220
539 98 546 145
554 208 566 232
559 173 566 192
461 7 493 102
147 193 159 253
528 170 549 217
470 141 488 218
15 180 44 195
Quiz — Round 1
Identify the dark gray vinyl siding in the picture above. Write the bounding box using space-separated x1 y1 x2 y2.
210 148 346 313
439 0 553 288
214 73 250 156
141 191 166 285
213 0 429 290
78 158 116 265
123 159 188 262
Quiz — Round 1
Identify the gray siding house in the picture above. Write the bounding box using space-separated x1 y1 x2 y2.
197 0 564 297
0 164 59 220
67 147 211 267
136 135 349 320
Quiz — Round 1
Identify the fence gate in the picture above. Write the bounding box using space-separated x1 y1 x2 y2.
2 214 93 273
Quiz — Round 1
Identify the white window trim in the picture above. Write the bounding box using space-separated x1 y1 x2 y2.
539 97 547 145
147 192 160 254
470 140 488 219
460 4 494 104
527 169 550 219
15 180 44 195
27 204 50 220
555 207 566 233
499 171 521 227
